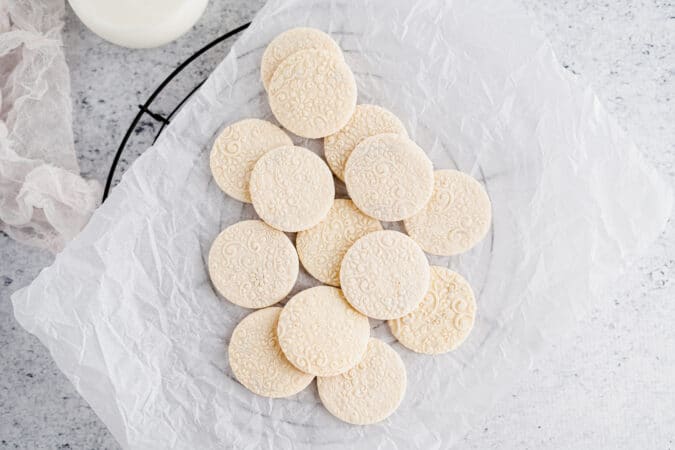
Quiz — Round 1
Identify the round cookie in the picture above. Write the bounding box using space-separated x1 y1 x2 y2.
340 230 430 320
261 27 343 91
296 199 382 286
249 146 335 232
404 169 492 255
388 266 476 354
277 286 370 377
208 220 298 308
317 338 406 425
267 49 357 139
209 119 292 203
344 134 434 221
324 104 408 181
229 307 314 398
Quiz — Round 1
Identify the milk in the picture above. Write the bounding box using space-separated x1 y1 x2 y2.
68 0 209 49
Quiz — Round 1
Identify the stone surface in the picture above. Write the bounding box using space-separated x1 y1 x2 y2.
1 0 673 448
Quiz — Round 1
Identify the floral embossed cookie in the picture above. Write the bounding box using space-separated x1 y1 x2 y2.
344 133 434 221
209 119 292 203
404 169 492 255
296 199 382 286
317 338 406 425
388 266 476 354
249 146 335 232
260 27 344 91
208 220 298 308
229 307 314 398
324 104 408 181
268 49 357 138
340 230 430 320
277 286 370 376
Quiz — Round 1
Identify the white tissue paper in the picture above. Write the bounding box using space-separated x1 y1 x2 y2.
12 0 673 448
0 0 101 252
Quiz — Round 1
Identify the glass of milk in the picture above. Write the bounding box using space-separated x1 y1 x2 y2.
68 0 209 49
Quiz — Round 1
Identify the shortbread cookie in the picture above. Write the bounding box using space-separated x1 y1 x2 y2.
324 104 407 181
268 49 357 138
317 339 406 425
296 199 382 286
344 134 434 221
261 27 343 91
229 307 314 398
277 286 370 377
209 119 293 203
388 266 476 354
208 220 298 308
404 169 491 255
249 146 335 232
340 230 430 320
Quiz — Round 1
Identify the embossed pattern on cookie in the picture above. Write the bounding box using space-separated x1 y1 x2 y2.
267 49 357 139
209 119 292 203
277 286 370 377
208 220 298 308
340 230 430 320
261 27 343 91
296 199 382 286
404 169 492 255
324 104 408 181
249 146 335 232
344 133 434 221
229 307 314 398
388 266 476 354
317 338 406 425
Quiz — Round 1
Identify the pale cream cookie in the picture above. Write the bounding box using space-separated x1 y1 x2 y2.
249 146 335 232
267 49 357 139
208 220 298 308
324 104 407 181
296 199 382 286
388 266 476 354
317 338 406 425
344 133 434 221
277 286 370 377
209 119 292 203
261 27 343 91
340 230 430 320
404 169 491 255
229 307 314 398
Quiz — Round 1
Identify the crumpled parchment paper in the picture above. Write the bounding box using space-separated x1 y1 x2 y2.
12 0 673 448
0 0 101 252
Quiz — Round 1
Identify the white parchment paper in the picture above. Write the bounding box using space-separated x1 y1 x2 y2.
12 0 673 448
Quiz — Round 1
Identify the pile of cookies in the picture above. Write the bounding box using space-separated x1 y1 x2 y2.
208 28 491 425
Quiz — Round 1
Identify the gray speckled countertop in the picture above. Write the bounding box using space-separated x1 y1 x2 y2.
1 0 673 448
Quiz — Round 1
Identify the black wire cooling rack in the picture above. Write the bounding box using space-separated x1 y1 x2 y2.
101 22 251 201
